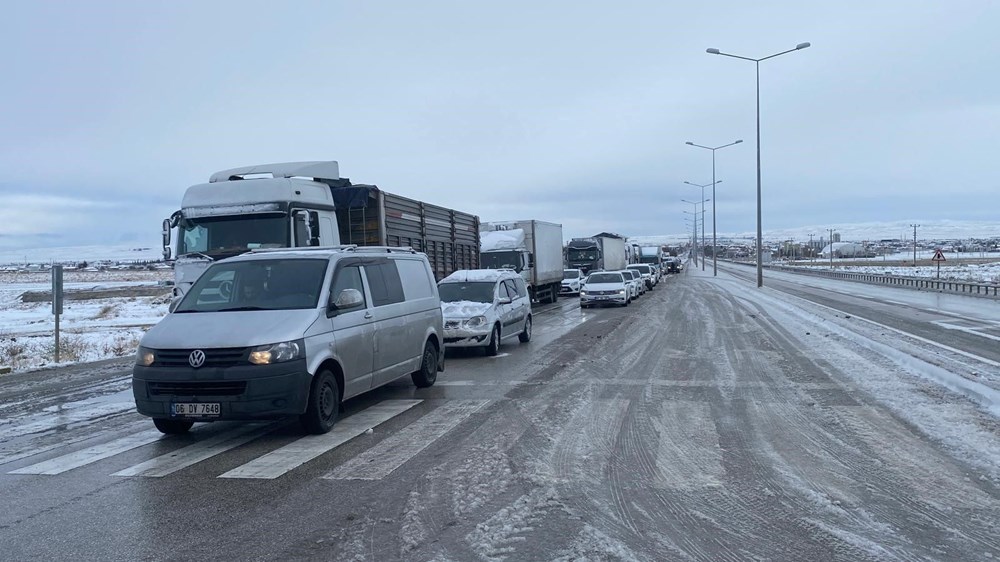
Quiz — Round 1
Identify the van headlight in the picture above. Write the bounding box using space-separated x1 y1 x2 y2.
463 316 487 328
136 346 155 367
618 289 626 294
249 340 304 365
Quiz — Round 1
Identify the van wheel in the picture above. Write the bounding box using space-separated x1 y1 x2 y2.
153 418 193 434
519 315 532 343
411 342 438 388
300 369 340 434
485 325 500 356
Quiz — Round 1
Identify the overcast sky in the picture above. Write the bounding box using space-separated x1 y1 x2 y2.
2 1 998 250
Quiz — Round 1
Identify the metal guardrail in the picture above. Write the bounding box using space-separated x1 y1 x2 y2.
725 260 1000 299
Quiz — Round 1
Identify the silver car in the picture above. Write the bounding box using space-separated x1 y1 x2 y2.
438 269 532 356
133 247 444 435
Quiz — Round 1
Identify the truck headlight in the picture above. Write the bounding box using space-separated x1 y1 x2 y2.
463 316 487 328
249 340 304 365
136 346 155 367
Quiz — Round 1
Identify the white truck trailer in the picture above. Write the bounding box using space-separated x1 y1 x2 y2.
480 220 564 304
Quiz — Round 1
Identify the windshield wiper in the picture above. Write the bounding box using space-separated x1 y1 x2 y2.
214 306 272 312
176 252 214 261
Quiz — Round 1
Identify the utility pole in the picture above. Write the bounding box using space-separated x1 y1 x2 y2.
910 224 920 266
828 228 836 269
808 233 815 263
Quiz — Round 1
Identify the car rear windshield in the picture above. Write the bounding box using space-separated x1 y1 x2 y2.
587 273 623 284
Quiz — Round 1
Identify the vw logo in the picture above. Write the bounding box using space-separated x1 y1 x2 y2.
188 349 206 368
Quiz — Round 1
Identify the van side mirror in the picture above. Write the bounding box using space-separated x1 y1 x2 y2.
329 288 364 313
168 297 181 313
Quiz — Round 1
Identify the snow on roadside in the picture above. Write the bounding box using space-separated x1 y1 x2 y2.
786 261 1000 284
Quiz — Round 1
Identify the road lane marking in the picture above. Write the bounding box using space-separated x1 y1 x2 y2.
323 400 489 481
8 430 165 475
112 423 277 478
932 320 1000 343
217 400 422 480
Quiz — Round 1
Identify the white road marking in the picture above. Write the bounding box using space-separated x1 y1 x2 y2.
931 320 1000 343
217 400 422 480
112 423 276 478
8 430 165 475
324 400 489 481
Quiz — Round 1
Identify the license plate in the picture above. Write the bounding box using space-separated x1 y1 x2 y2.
171 402 221 417
595 296 609 300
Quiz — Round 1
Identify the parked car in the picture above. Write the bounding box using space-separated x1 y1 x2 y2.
133 246 444 435
561 268 585 296
620 269 643 299
627 264 656 290
580 271 629 308
438 269 532 356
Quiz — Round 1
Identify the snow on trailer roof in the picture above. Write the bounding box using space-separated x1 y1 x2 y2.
209 161 340 183
440 269 518 283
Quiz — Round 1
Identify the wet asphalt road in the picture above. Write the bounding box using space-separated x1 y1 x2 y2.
1 269 998 561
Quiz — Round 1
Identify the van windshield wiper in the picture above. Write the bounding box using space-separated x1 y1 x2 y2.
214 306 272 312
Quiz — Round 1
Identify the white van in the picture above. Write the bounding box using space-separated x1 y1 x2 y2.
133 246 444 435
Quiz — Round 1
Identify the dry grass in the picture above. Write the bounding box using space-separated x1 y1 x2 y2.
102 335 140 357
94 304 119 320
48 335 92 363
1 338 27 369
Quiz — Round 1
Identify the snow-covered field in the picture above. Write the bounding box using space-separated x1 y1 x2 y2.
785 257 1000 284
0 270 172 372
0 244 163 266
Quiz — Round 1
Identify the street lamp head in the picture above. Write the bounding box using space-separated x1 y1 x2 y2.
685 141 694 145
796 42 811 50
706 48 721 55
735 139 744 144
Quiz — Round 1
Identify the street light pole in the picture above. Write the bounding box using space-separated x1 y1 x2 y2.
686 140 742 276
684 182 719 271
706 42 810 287
808 233 815 263
828 228 836 269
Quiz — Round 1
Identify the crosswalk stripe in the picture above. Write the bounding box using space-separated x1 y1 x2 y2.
112 423 277 478
217 400 422 480
8 430 165 475
323 399 489 481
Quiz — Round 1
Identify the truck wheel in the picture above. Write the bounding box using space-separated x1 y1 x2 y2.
485 325 500 356
519 315 532 343
411 341 438 388
300 369 340 434
153 418 193 435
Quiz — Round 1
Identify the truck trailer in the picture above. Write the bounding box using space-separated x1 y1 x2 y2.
163 161 480 296
480 220 564 304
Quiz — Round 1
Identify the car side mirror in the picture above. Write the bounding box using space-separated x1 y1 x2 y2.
498 296 512 305
330 288 364 313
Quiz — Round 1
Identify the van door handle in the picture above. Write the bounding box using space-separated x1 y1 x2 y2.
364 312 374 319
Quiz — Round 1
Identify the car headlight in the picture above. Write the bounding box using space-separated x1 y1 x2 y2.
580 291 588 296
463 316 488 328
618 289 626 294
136 346 155 367
249 339 304 365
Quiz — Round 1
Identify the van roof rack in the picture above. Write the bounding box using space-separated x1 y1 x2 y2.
248 245 358 253
345 246 417 254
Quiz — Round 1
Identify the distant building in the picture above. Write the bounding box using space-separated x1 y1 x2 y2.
832 232 842 243
820 242 867 258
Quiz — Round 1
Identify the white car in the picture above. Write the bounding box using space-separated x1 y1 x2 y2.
620 270 642 299
627 264 656 290
580 271 629 308
561 268 584 296
438 270 532 356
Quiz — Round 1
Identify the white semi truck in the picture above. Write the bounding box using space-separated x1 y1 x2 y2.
163 161 480 297
479 220 564 304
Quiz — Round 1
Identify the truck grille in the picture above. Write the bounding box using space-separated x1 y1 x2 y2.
148 381 247 396
155 348 248 368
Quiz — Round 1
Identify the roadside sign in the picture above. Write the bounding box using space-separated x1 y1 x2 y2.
52 265 64 314
931 249 946 262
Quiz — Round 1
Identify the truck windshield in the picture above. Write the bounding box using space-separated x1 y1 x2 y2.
178 214 288 259
567 249 597 261
174 258 328 313
480 251 521 271
438 282 496 304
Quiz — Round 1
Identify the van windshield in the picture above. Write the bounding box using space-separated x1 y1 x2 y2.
438 282 495 304
174 259 328 313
